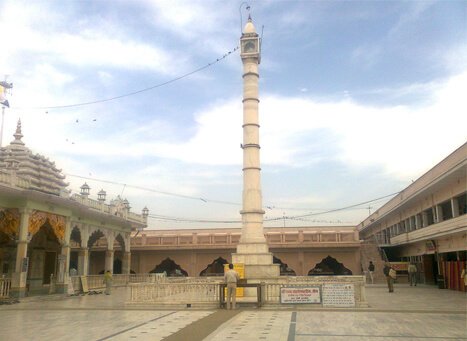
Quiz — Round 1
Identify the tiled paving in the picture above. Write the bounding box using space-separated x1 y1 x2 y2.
294 311 466 340
203 311 292 341
0 284 465 341
107 311 214 341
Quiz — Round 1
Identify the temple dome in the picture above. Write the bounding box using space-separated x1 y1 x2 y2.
0 120 68 196
243 16 256 34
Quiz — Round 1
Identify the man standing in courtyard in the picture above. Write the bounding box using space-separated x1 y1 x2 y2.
383 262 396 293
224 263 240 310
408 262 418 286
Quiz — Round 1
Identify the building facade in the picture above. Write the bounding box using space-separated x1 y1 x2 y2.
0 122 147 296
130 226 361 277
359 142 466 291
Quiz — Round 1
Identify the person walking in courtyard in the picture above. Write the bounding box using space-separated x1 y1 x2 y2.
224 263 240 310
408 262 418 286
368 261 375 284
104 270 113 295
461 264 467 289
383 262 396 293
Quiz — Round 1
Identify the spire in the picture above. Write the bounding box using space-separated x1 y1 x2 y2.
11 119 24 146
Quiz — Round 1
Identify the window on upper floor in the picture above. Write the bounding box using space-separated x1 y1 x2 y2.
455 192 466 216
440 200 453 221
424 207 434 226
410 216 416 231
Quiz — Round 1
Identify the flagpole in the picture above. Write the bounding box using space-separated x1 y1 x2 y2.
0 78 13 148
0 106 4 147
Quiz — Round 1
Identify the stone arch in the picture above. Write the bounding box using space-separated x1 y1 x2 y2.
87 229 107 275
273 256 296 276
308 255 353 276
87 229 106 248
111 233 125 274
114 233 125 251
150 258 188 276
70 226 82 247
28 221 62 287
69 226 82 271
200 257 228 276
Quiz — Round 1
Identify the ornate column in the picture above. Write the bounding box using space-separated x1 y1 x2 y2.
122 252 131 275
104 230 114 273
105 250 114 273
121 233 131 274
77 248 89 276
11 208 31 297
56 217 71 293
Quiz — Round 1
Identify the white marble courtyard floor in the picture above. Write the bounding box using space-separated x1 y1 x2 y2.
0 284 466 341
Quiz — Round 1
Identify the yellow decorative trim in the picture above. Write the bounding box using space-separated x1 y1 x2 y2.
29 210 65 242
0 208 20 238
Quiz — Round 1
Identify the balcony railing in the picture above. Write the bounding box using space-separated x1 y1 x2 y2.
131 230 359 249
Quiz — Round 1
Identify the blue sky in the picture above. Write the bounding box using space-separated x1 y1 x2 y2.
1 0 466 229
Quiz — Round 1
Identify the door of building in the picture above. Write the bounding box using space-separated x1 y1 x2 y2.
43 251 56 284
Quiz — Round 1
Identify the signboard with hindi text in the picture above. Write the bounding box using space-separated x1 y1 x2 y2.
322 283 355 307
280 286 321 304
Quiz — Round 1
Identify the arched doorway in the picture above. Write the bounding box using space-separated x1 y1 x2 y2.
200 257 228 276
27 222 62 293
308 256 353 276
273 256 296 276
88 230 106 274
150 258 188 276
112 234 125 274
69 226 81 274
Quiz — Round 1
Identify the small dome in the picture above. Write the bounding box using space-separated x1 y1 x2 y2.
243 16 256 34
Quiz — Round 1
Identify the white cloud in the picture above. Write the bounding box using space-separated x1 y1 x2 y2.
0 1 176 74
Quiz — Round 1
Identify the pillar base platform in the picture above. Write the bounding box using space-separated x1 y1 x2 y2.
232 242 280 279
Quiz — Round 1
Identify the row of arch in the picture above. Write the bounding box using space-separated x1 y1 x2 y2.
69 225 128 252
144 255 352 277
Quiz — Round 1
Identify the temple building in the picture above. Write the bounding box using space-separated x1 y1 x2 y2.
0 121 147 297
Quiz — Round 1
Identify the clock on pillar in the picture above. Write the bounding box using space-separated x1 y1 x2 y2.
240 17 261 63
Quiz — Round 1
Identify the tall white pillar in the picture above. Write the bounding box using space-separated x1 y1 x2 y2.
231 15 279 279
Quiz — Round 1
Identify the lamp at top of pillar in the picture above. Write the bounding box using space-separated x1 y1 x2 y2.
97 189 106 202
80 182 90 198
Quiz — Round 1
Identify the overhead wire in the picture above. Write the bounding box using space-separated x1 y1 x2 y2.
11 46 240 110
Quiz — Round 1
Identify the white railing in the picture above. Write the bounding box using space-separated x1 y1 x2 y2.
0 277 12 298
126 275 366 308
69 273 168 292
129 282 220 306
